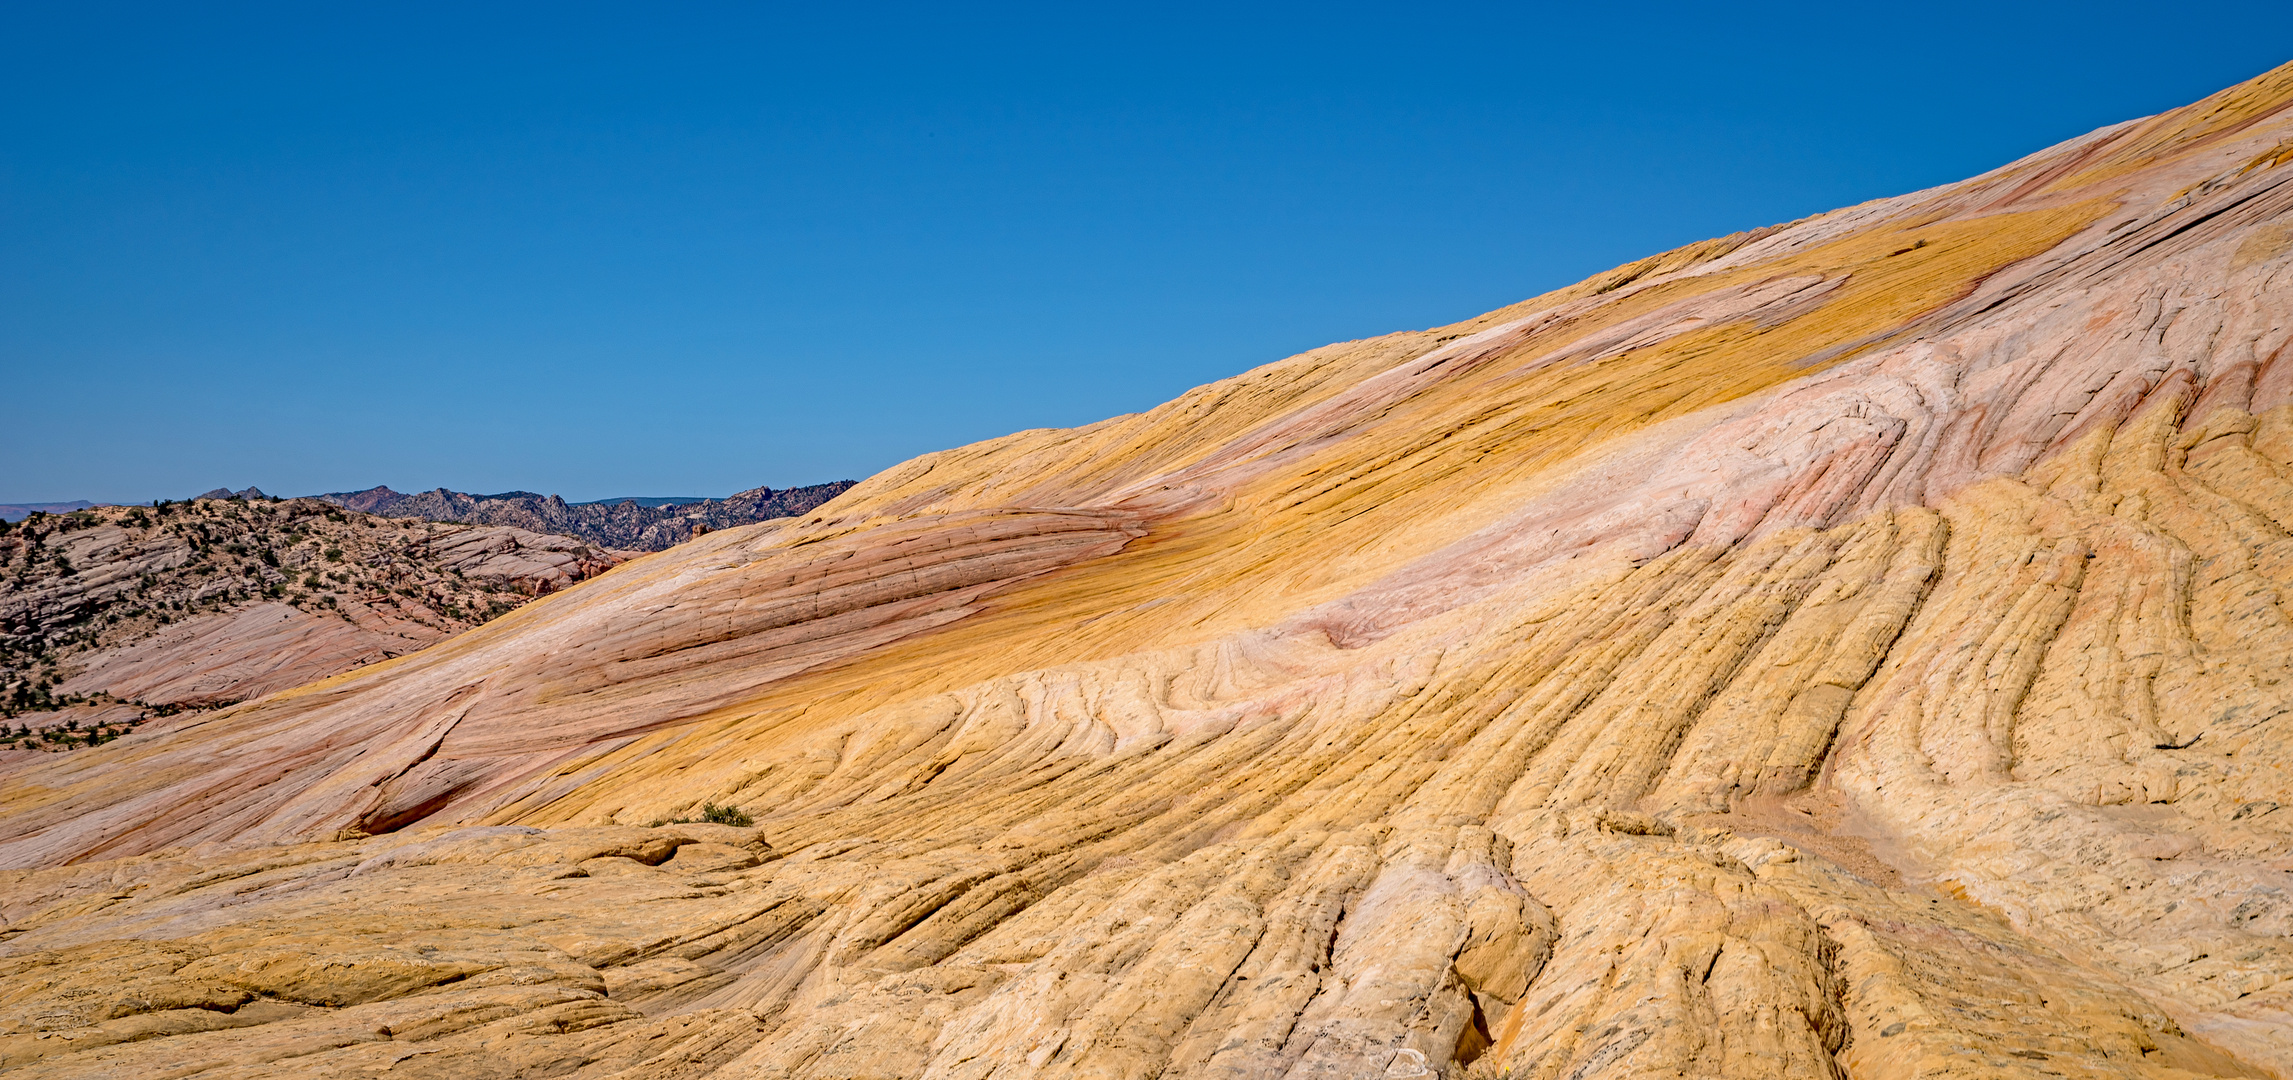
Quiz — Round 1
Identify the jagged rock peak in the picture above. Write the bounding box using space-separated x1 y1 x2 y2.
191 485 269 501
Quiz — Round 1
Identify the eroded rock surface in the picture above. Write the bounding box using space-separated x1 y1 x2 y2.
8 61 2293 1079
0 498 629 744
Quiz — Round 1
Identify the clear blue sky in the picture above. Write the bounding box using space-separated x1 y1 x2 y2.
6 3 2290 504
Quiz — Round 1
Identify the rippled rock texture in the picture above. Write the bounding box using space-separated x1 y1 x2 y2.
8 61 2293 1080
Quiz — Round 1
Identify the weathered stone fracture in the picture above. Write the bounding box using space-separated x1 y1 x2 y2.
10 59 2293 1080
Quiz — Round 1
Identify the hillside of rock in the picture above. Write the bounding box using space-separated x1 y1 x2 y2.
6 61 2293 1080
318 481 857 551
0 497 628 755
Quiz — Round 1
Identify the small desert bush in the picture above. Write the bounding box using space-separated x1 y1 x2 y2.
646 802 755 828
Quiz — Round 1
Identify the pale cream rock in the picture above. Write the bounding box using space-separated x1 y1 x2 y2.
8 59 2293 1080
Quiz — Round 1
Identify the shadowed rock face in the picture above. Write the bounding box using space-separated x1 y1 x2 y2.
7 62 2293 1080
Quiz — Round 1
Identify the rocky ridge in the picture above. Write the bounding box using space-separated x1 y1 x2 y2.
6 62 2293 1080
0 497 628 750
319 481 857 551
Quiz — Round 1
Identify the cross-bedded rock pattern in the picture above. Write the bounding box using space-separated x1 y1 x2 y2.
9 61 2293 1080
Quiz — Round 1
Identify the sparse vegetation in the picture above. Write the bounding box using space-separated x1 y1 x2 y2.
0 496 617 729
646 802 755 827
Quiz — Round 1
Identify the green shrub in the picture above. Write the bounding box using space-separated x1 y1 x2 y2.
645 802 756 828
700 802 754 826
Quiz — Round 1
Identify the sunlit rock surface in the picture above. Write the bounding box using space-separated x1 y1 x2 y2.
7 61 2293 1079
0 499 629 757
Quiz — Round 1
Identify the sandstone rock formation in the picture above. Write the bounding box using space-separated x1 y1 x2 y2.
319 482 858 551
0 498 627 746
8 61 2293 1079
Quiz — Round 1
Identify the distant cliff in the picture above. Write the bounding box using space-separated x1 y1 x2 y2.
316 481 855 550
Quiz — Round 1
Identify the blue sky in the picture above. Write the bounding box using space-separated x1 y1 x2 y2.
6 3 2290 504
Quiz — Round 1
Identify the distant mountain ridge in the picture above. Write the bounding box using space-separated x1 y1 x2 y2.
0 502 94 523
317 481 855 551
572 495 713 507
464 494 714 507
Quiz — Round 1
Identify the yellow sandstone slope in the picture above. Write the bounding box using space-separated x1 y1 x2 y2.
7 60 2293 1080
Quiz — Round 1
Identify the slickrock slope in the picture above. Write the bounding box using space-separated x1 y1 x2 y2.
8 62 2293 1079
320 481 858 551
0 498 627 738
